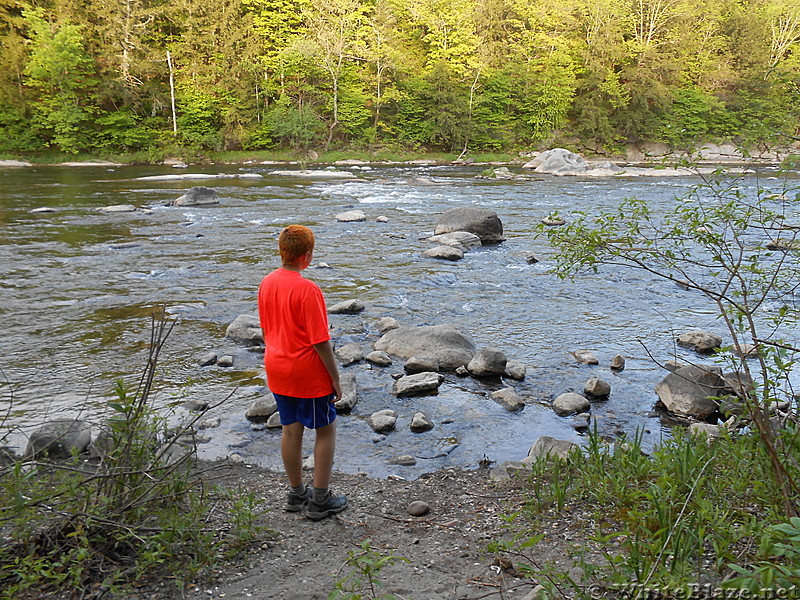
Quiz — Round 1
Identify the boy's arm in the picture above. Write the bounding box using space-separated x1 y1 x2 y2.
312 340 341 401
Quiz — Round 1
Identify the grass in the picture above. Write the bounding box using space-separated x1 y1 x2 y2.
501 426 800 598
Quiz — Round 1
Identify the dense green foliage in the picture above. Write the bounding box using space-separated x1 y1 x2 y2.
0 0 798 156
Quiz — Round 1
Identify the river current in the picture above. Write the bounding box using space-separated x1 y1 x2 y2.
1 162 796 478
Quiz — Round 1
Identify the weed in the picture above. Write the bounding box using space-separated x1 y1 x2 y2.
329 539 409 600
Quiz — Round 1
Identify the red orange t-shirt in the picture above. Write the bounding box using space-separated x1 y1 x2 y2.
257 268 333 397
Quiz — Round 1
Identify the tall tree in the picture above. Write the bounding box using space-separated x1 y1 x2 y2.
24 7 98 153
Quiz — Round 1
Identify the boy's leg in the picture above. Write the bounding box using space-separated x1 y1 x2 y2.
281 422 305 488
312 421 336 490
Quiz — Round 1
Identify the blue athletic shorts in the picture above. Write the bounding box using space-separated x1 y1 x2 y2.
273 392 337 429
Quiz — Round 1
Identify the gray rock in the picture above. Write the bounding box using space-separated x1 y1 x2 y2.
610 354 626 370
390 455 417 466
404 356 440 374
183 399 209 412
654 365 725 419
584 376 611 398
553 392 590 416
455 365 469 377
31 206 57 213
723 371 754 399
25 419 92 459
572 350 599 365
689 422 721 439
374 324 476 370
406 500 431 516
198 352 217 367
365 350 392 366
328 299 365 314
173 186 219 206
368 409 398 433
524 435 579 461
266 412 282 429
490 387 525 412
376 316 400 333
524 252 540 264
427 231 482 249
467 347 507 377
733 343 758 359
434 207 505 244
504 360 527 380
522 148 587 176
225 314 263 346
422 245 464 261
393 372 444 397
665 360 686 372
217 355 234 367
376 215 388 223
335 373 358 413
197 417 221 430
677 330 722 354
99 204 139 213
336 209 366 222
540 216 566 226
335 342 363 366
410 412 435 433
572 413 591 431
245 397 278 422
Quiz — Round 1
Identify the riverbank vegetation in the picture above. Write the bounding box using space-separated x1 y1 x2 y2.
1 0 799 159
0 317 264 599
518 166 800 596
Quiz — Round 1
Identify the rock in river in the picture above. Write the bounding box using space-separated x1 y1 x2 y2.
393 372 444 397
434 207 505 244
374 324 476 370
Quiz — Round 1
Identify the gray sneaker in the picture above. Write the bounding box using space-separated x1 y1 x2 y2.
306 491 348 521
284 485 312 512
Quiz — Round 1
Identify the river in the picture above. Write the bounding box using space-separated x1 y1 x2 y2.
0 162 796 478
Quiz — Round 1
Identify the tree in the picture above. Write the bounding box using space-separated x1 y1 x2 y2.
294 0 369 149
540 168 800 517
23 8 98 153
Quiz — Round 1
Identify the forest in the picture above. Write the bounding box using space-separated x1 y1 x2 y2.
0 0 799 157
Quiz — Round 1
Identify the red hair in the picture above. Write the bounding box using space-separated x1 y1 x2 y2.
279 225 315 264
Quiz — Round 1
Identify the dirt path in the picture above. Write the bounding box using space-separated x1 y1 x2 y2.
180 463 572 600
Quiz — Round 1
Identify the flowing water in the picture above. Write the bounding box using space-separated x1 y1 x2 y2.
1 162 797 478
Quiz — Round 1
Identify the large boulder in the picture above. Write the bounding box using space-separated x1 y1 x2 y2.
654 365 726 419
434 207 505 244
467 347 507 377
25 419 92 458
374 324 476 370
173 186 219 206
522 149 587 176
225 314 263 346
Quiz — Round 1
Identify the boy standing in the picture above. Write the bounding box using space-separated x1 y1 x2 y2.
257 225 348 521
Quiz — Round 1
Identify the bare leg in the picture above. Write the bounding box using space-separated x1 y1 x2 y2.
281 422 305 488
313 421 336 490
